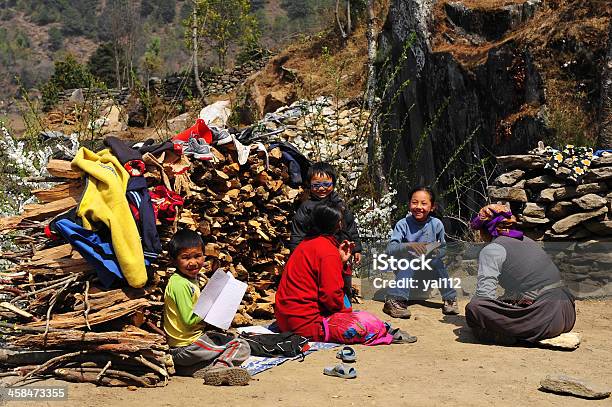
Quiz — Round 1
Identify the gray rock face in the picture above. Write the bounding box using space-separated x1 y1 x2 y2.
552 206 608 234
540 375 610 399
572 194 608 210
376 0 545 201
494 169 525 186
444 1 542 42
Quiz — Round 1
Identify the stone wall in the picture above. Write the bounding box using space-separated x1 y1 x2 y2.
57 57 271 107
488 153 612 298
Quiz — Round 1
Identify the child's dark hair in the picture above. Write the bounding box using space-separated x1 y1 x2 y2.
409 186 436 204
308 201 344 236
409 186 442 217
167 229 204 259
307 162 337 185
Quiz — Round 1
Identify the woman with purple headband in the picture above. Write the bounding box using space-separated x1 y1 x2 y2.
465 204 576 345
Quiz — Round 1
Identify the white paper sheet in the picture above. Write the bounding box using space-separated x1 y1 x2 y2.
205 274 247 330
192 269 247 330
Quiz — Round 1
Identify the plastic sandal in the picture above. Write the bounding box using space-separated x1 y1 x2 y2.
336 346 357 363
323 363 357 379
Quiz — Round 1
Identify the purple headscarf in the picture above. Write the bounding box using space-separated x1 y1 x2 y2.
470 204 524 240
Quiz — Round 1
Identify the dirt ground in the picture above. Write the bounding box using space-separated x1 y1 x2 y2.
4 298 611 407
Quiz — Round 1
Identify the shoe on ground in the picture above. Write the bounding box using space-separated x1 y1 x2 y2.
202 366 251 386
442 298 459 315
182 137 213 161
389 328 417 344
383 296 411 319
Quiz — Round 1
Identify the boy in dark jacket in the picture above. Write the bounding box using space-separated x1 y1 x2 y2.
288 162 362 298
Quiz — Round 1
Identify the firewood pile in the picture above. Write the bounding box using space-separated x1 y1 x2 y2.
0 139 302 387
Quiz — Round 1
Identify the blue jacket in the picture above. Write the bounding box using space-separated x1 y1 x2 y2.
387 214 446 260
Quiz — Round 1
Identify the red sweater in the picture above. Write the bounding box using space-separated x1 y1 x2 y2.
275 235 351 340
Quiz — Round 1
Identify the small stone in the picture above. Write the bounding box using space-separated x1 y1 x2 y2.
525 175 564 189
551 206 608 234
537 188 558 202
321 107 335 116
592 155 612 166
337 117 351 126
494 169 525 186
487 187 528 202
572 194 607 210
537 332 581 350
514 179 526 188
523 202 546 218
547 201 575 220
520 215 550 226
554 183 607 200
540 375 610 399
69 88 84 103
584 166 612 181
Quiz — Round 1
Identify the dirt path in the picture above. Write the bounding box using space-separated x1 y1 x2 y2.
4 298 611 407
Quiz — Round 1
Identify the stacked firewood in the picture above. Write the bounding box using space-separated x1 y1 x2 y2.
0 140 301 386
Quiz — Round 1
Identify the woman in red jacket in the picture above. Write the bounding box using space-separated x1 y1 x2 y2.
275 202 416 345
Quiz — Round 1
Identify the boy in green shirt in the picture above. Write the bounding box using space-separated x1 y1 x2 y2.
163 229 251 385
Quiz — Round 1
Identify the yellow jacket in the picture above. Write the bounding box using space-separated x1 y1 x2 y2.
72 147 147 288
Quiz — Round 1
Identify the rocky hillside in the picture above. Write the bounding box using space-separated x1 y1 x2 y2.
376 0 611 203
0 0 337 101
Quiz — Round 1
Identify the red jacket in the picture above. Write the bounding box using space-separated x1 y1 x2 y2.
275 235 351 340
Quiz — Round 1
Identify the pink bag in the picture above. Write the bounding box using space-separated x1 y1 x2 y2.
322 311 394 346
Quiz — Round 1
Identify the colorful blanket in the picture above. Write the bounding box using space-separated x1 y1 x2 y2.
237 326 339 376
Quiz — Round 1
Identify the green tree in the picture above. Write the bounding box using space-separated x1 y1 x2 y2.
140 0 155 17
188 0 259 68
48 26 63 51
156 0 175 23
250 0 266 11
88 42 118 86
280 0 312 20
142 37 162 80
41 54 94 110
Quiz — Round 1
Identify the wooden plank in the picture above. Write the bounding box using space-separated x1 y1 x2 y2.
46 160 82 179
22 197 77 221
30 244 73 262
25 298 150 329
32 181 83 203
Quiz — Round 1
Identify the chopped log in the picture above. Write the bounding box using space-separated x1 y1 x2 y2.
0 302 37 320
46 159 82 179
22 197 78 221
25 298 150 329
0 349 67 366
53 368 153 387
32 181 83 203
11 329 166 351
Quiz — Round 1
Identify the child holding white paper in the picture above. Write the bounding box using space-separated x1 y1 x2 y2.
163 229 251 385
